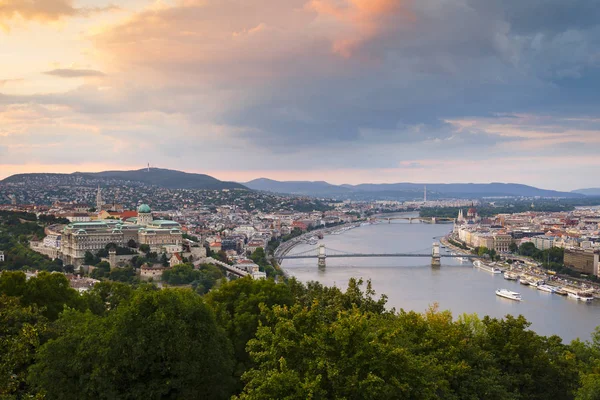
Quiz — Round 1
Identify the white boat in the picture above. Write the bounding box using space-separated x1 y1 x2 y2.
496 289 522 301
474 260 501 274
568 292 594 302
503 272 518 281
537 284 555 293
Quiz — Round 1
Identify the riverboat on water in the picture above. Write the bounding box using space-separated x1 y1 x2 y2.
568 292 594 302
537 284 555 293
496 289 522 301
503 272 519 281
473 260 502 274
554 288 568 296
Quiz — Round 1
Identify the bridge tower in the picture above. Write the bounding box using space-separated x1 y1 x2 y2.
318 244 326 268
431 242 441 267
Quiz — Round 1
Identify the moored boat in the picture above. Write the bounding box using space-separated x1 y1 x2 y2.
519 279 530 286
554 287 568 296
537 284 555 293
496 289 522 301
568 292 594 302
474 260 502 274
503 272 518 281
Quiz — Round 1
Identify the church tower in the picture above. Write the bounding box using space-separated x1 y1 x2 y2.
96 186 103 211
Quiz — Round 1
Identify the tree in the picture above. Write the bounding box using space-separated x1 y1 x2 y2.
0 271 83 321
206 278 294 389
509 242 519 254
29 288 235 400
127 239 137 249
0 295 49 398
236 300 436 399
108 267 135 283
519 242 538 257
160 253 169 267
90 261 111 280
481 314 579 400
139 244 150 254
84 251 96 265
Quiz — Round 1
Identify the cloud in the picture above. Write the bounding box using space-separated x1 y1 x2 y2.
307 0 415 57
44 68 105 78
2 0 600 189
0 0 119 28
0 78 23 86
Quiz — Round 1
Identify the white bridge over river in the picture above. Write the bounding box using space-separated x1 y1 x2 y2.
279 243 481 268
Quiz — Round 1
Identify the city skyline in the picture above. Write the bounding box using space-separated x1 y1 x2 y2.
2 0 600 190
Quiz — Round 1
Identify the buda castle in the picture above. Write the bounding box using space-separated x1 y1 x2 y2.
61 204 183 266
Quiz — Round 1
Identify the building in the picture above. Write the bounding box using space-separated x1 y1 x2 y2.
140 264 167 281
136 204 153 226
61 221 130 266
531 235 555 251
564 248 600 276
493 233 513 253
60 204 182 267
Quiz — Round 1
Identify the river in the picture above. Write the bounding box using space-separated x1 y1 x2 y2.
282 214 600 343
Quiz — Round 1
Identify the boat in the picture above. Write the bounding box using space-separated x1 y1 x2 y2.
568 292 594 302
529 280 540 288
537 284 555 293
503 272 518 281
474 260 502 274
519 279 530 286
554 288 568 296
496 289 522 301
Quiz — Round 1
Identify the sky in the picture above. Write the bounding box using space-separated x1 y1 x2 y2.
1 0 600 190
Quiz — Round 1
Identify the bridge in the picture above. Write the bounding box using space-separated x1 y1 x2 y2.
194 257 249 278
279 243 480 268
371 216 456 224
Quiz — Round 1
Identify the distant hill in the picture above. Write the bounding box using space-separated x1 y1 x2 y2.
572 188 600 196
2 168 247 190
245 179 583 199
244 178 351 196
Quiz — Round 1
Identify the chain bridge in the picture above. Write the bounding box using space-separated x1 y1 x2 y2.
371 216 456 224
279 243 481 268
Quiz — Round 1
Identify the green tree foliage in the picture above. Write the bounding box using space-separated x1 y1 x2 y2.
206 277 294 387
0 271 83 320
82 281 134 316
162 263 225 293
108 266 136 283
0 295 49 399
90 261 111 280
29 288 235 400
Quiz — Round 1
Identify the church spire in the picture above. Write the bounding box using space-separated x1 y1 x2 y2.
96 185 103 211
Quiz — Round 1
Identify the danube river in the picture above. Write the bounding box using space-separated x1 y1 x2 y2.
282 216 600 343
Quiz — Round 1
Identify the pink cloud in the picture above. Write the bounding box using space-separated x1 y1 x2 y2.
307 0 415 57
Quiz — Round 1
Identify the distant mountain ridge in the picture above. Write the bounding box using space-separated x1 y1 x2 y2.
244 179 584 199
2 168 247 190
572 188 600 196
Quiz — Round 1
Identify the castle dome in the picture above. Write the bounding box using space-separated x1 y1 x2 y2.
138 204 151 213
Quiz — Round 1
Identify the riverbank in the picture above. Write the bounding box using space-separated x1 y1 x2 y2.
274 221 367 263
441 236 600 297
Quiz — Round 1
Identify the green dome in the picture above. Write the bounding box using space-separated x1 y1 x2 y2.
138 204 151 213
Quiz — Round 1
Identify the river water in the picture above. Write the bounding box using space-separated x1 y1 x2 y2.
282 215 600 343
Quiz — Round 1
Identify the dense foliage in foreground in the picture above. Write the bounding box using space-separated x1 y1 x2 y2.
2 272 600 399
